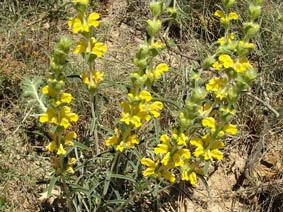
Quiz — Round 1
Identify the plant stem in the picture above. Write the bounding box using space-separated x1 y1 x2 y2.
88 62 100 154
114 178 153 212
61 176 74 212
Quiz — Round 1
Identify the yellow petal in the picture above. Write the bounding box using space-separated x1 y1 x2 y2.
143 168 155 176
223 124 237 135
211 149 224 160
141 158 155 167
162 171 175 183
139 90 152 102
57 144 66 155
189 172 197 184
88 12 100 27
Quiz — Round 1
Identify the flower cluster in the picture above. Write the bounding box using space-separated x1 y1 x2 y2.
68 0 107 92
106 0 168 152
40 36 78 175
141 0 262 185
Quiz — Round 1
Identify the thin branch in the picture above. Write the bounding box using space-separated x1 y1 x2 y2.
246 92 280 118
159 35 200 63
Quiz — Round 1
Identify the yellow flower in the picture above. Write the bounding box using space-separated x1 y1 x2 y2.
228 12 238 20
60 93 74 104
182 170 197 184
73 37 107 57
116 141 124 152
154 134 172 165
173 148 191 166
40 107 58 124
220 106 236 115
214 10 225 19
60 106 79 128
73 0 88 4
141 158 156 176
202 117 216 132
66 158 76 174
161 171 175 183
64 131 77 146
46 140 56 152
214 10 238 25
154 63 169 79
190 135 224 160
68 14 89 34
206 77 222 92
88 12 100 28
68 12 100 34
57 144 66 155
161 152 170 165
73 40 87 54
198 102 212 117
167 8 177 13
139 90 152 102
149 101 163 118
106 128 120 146
80 70 104 88
217 34 234 45
154 134 170 154
177 133 188 146
216 88 228 100
219 54 234 68
90 37 107 57
152 39 166 48
212 61 222 70
223 124 237 135
42 85 57 98
234 57 253 73
125 134 140 149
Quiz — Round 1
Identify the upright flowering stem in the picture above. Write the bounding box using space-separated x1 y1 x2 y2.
106 0 169 158
104 0 170 207
39 36 78 212
141 0 263 187
68 0 107 154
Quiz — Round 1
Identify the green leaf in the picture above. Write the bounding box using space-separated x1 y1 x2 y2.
110 174 137 184
153 118 160 144
102 79 128 91
105 199 126 204
168 40 177 47
47 175 59 197
73 141 91 151
69 184 91 195
204 160 210 176
197 174 210 198
21 77 47 112
103 170 111 196
176 2 191 21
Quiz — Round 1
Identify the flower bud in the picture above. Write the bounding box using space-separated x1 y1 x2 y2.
134 57 148 69
243 22 260 40
150 1 163 17
223 0 235 9
147 19 161 37
249 4 261 21
255 0 264 5
227 87 238 103
58 36 73 52
136 44 149 59
203 55 216 69
237 41 254 57
191 87 207 103
242 68 258 83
